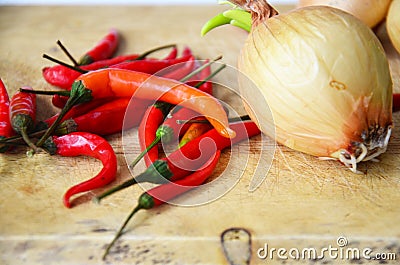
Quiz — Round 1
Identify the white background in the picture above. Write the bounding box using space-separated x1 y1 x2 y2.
0 0 296 5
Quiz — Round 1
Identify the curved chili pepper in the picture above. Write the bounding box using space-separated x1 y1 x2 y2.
393 93 400 112
138 102 172 167
101 150 221 260
44 132 117 208
0 79 14 152
43 44 179 90
133 106 199 168
56 98 151 136
74 68 234 138
9 87 37 151
78 29 119 65
96 121 259 200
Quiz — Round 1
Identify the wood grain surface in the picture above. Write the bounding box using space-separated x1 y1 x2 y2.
0 5 399 265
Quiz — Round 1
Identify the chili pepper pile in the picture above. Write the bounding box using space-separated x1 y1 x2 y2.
0 29 264 260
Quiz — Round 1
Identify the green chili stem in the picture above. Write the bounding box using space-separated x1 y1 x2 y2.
56 40 79 66
176 115 251 124
93 178 138 203
0 129 43 144
102 205 142 260
129 135 161 170
19 87 70 96
45 43 177 76
35 81 92 149
20 128 38 154
193 64 226 88
0 141 26 146
179 55 222 83
42 54 87 74
0 121 74 145
135 44 176 60
95 160 171 202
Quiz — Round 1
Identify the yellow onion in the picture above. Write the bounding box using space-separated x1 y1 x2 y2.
387 0 400 53
298 0 392 28
203 1 393 172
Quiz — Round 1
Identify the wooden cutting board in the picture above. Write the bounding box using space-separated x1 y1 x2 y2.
0 5 399 265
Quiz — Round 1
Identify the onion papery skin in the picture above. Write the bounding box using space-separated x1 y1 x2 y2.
238 6 392 170
387 0 400 54
298 0 392 28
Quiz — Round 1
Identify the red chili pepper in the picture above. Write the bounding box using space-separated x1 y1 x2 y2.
108 54 193 78
163 46 178 60
188 60 213 95
56 98 151 136
51 94 69 108
135 57 198 168
45 99 109 126
78 29 119 65
148 120 258 182
0 79 14 152
97 121 259 200
133 106 199 168
181 46 193 57
393 93 400 112
101 150 221 260
43 44 181 90
42 54 138 90
44 132 117 208
28 64 232 150
176 61 214 147
133 61 225 168
138 102 172 167
1 99 124 146
44 54 139 89
73 68 232 137
9 87 37 150
159 56 195 80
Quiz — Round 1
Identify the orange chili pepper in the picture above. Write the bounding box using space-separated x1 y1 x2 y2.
179 119 213 148
75 68 235 139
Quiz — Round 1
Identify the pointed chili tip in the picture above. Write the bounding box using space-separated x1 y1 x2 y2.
63 195 72 208
223 127 237 138
63 184 77 208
